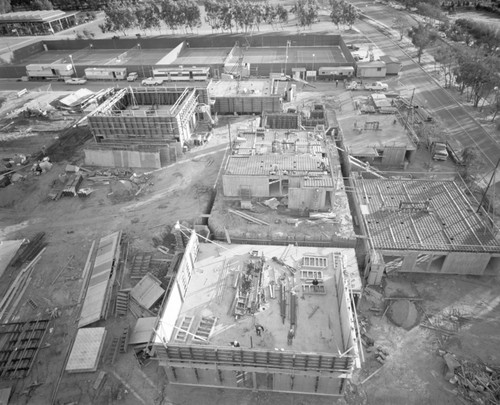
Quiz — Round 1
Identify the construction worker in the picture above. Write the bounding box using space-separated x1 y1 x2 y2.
287 328 295 345
255 324 265 336
335 79 339 88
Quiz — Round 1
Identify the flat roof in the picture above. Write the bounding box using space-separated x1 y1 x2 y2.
19 49 169 66
339 113 415 156
168 243 359 353
208 79 274 97
160 47 230 66
0 10 76 23
225 153 329 176
355 178 500 253
235 46 348 65
233 129 325 155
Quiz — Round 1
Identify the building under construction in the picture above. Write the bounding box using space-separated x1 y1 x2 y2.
85 87 199 168
352 178 500 284
153 231 361 397
222 120 340 212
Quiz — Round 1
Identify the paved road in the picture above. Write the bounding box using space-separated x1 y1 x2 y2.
351 0 500 168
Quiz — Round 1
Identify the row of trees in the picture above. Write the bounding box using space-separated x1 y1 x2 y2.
100 0 201 35
99 0 360 36
0 0 53 11
204 0 289 33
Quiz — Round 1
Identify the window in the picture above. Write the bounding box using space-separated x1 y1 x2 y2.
377 67 382 71
302 255 327 267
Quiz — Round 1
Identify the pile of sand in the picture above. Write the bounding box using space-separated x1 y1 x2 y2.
387 299 420 330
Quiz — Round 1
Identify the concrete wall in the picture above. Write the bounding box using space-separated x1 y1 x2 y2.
288 187 330 211
164 366 342 395
222 175 269 197
83 148 161 169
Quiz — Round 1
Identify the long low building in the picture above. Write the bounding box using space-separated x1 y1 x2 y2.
0 10 77 36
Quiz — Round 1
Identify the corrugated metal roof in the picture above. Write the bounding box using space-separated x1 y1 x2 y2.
130 273 165 309
225 154 329 176
302 176 334 188
79 231 121 328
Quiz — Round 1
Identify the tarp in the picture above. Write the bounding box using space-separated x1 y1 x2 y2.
59 88 94 108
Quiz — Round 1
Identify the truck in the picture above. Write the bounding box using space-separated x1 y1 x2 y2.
364 81 389 91
141 77 164 86
431 141 448 161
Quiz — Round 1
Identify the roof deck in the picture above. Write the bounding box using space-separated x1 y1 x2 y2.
355 178 500 253
167 243 359 354
339 113 415 156
208 79 274 98
236 46 348 65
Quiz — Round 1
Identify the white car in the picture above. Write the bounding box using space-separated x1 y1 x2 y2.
65 77 87 85
141 77 164 86
127 72 139 82
364 81 389 91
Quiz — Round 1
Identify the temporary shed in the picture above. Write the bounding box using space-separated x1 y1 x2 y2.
129 317 156 346
379 55 402 75
356 61 386 78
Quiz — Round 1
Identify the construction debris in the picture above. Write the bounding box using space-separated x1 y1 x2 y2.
228 209 270 226
439 351 500 404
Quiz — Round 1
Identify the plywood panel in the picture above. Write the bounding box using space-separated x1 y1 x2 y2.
173 367 197 384
84 149 161 169
317 376 341 394
196 368 221 386
442 252 489 275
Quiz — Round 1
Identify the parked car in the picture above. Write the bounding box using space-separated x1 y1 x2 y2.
127 72 138 82
65 78 87 85
141 77 164 86
431 142 448 161
364 81 389 91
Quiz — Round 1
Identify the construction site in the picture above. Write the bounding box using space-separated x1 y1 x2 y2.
0 28 499 405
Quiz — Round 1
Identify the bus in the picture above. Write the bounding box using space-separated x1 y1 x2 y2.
152 66 210 82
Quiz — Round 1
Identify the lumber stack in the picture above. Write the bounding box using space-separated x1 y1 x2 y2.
0 248 45 322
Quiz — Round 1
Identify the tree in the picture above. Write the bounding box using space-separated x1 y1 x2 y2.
491 88 500 122
182 0 202 33
459 146 482 185
0 0 12 14
276 4 288 28
416 3 446 24
30 0 53 10
342 3 358 30
292 0 319 30
408 23 436 63
392 15 410 40
433 45 458 88
329 0 344 30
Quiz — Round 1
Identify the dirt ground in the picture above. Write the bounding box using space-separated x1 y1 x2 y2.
1 6 500 405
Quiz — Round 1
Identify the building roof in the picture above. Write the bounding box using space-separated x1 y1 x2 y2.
160 242 360 355
78 231 121 327
225 153 329 176
209 79 275 98
357 61 386 68
355 178 500 253
0 10 77 23
339 113 416 156
379 55 400 64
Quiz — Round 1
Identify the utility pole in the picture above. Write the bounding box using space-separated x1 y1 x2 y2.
477 158 500 213
404 88 415 130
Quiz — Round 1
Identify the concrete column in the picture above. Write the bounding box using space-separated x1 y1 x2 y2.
367 250 384 285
